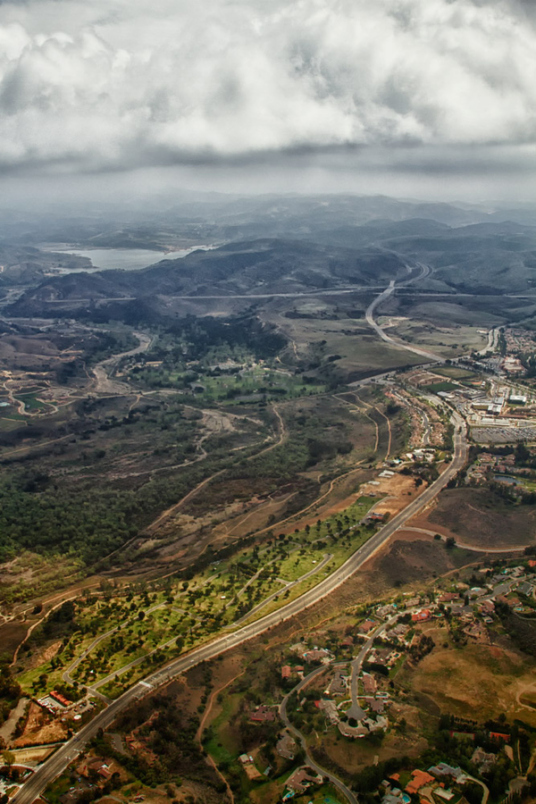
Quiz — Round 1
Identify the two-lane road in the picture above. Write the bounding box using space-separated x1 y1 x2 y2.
279 664 358 804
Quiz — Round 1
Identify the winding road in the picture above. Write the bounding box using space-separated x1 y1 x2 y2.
279 664 358 804
364 271 444 363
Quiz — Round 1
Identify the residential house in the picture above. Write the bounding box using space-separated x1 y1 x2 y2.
377 604 397 618
469 587 488 598
317 699 339 725
277 732 297 760
328 671 348 696
412 609 431 623
250 706 276 723
362 715 388 732
478 599 495 615
285 767 323 795
390 623 410 641
428 763 465 781
359 619 377 635
439 592 460 603
405 770 435 795
362 673 377 695
338 721 369 738
463 621 488 642
471 747 496 773
366 698 385 714
302 648 332 664
434 788 455 801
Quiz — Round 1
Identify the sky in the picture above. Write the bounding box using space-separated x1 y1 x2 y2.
1 0 536 202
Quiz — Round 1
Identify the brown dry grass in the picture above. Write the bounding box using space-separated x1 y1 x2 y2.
13 702 69 747
398 642 536 724
319 724 428 775
427 488 536 548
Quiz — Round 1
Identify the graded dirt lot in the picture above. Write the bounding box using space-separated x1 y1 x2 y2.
13 702 69 748
426 487 536 548
11 746 57 764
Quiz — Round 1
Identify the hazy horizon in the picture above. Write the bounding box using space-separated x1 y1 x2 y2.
2 1 536 206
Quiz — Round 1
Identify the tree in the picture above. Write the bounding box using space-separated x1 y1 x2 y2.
446 536 456 550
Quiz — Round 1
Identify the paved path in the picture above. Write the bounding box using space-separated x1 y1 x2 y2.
231 553 333 626
279 665 358 804
346 611 401 722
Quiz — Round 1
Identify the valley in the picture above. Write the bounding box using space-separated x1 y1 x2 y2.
3 195 536 804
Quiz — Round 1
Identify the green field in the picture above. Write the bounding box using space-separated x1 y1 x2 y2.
423 381 459 393
17 495 380 700
433 366 478 380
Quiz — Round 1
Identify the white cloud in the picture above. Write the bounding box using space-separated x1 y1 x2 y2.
0 0 535 173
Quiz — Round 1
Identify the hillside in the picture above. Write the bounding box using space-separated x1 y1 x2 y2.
9 239 410 317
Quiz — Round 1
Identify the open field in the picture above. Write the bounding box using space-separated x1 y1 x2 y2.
378 317 489 358
265 303 428 378
398 638 536 723
426 487 536 548
432 366 480 380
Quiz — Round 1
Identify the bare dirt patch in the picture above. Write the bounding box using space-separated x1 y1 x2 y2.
368 473 420 517
427 488 536 548
25 640 63 671
0 619 29 661
319 725 428 776
13 701 69 747
11 745 56 763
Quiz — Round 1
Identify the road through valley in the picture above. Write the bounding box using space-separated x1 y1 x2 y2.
13 410 467 804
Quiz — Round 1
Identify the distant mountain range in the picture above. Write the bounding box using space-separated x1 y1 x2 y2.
5 194 536 319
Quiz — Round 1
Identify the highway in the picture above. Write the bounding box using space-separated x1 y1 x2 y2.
12 411 467 804
365 278 445 363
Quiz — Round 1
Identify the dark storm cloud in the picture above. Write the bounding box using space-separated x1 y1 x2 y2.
0 0 535 178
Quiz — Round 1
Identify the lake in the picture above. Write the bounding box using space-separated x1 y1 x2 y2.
39 245 214 273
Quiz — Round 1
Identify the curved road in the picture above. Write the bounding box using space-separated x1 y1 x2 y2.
279 664 358 804
13 410 467 804
365 275 444 363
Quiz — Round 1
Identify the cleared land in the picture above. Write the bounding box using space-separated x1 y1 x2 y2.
426 488 536 548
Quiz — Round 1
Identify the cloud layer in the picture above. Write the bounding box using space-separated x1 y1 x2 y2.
0 0 535 173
